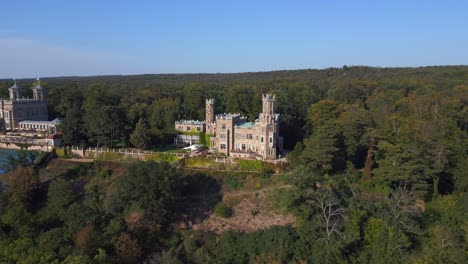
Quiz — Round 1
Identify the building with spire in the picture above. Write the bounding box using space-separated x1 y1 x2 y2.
175 93 283 160
0 79 60 133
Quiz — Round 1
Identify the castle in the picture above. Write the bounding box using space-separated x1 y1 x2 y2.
175 94 283 160
0 79 61 134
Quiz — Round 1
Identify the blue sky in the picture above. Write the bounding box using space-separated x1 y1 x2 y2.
1 0 467 78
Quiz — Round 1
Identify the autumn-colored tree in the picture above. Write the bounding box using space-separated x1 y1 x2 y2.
74 224 103 256
7 166 40 209
114 233 142 264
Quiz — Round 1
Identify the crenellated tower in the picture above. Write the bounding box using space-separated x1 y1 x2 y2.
205 98 216 135
206 98 215 123
262 94 275 116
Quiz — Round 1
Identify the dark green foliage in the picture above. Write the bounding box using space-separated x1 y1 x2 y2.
106 161 185 228
130 119 151 149
212 226 298 263
213 202 233 218
60 105 87 146
222 174 243 190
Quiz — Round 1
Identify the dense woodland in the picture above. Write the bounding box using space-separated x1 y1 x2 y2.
0 66 467 263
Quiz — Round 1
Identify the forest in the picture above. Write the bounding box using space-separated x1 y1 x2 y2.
0 65 467 263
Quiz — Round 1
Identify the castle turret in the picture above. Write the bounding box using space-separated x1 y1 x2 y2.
205 98 215 135
262 94 275 116
206 98 215 123
8 79 21 100
33 78 47 100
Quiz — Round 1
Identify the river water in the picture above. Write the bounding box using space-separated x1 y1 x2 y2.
0 149 17 174
0 148 37 174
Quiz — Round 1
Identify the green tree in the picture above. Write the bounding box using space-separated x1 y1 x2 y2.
39 178 75 223
296 124 344 172
105 161 185 243
60 105 87 146
130 119 151 149
360 217 410 264
83 84 127 148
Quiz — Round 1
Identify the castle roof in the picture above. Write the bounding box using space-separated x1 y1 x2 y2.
235 121 256 129
9 83 20 90
216 113 241 120
33 84 45 90
51 117 62 124
175 120 205 125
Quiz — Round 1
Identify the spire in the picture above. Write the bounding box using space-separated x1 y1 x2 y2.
37 77 40 86
13 77 16 86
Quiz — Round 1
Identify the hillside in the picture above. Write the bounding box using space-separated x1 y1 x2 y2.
0 65 467 263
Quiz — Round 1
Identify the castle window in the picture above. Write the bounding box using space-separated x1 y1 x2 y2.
261 137 264 143
196 127 201 131
236 133 245 139
269 137 273 143
222 124 226 129
247 134 253 139
186 126 190 131
220 134 226 139
220 144 226 150
178 126 183 130
269 148 274 156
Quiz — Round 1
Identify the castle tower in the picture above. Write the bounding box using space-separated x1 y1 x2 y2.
206 98 215 124
8 79 21 100
33 78 46 101
262 94 275 116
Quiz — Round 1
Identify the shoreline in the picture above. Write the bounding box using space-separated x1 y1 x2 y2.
0 142 51 152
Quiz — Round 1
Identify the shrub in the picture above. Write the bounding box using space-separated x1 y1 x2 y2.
185 157 216 168
237 160 264 171
223 175 243 191
251 209 259 216
255 182 262 189
214 202 233 218
145 153 178 163
96 152 127 161
237 160 275 174
55 148 75 158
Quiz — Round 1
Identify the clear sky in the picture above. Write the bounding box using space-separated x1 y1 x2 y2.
1 0 467 78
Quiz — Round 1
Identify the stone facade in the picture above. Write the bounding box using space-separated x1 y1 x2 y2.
0 80 50 131
175 94 283 160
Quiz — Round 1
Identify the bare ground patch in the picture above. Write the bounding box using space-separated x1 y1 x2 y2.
191 185 295 234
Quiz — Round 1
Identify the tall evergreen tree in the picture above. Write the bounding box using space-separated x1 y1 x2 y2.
130 119 151 149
